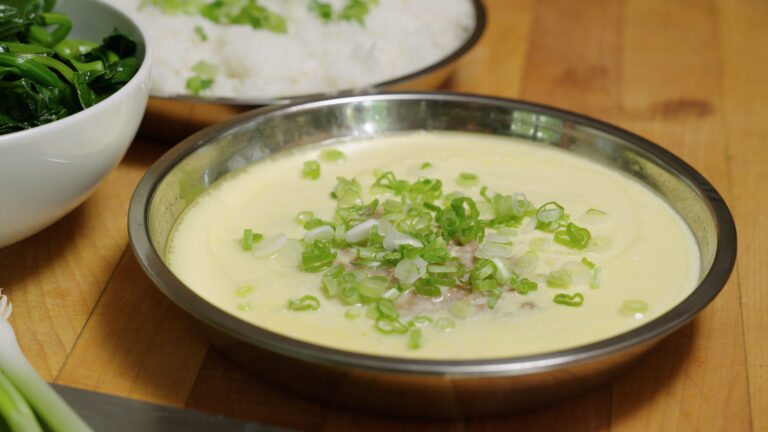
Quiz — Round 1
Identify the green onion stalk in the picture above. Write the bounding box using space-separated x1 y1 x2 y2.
0 290 92 432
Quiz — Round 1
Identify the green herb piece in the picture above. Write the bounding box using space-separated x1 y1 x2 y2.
235 285 255 297
287 295 321 311
553 293 584 307
512 277 538 295
296 211 314 224
200 0 286 33
194 25 207 41
240 229 263 251
420 162 433 170
408 329 423 349
536 201 565 231
345 306 363 320
409 316 433 327
301 240 337 273
375 317 409 334
302 160 321 180
554 223 591 250
238 302 252 311
309 0 333 20
320 148 346 162
471 279 498 292
487 289 501 309
511 252 539 275
449 300 475 319
436 317 455 331
581 257 595 269
375 298 399 320
358 276 388 302
186 60 218 95
591 267 602 289
547 269 572 288
619 299 648 316
339 0 377 25
456 172 479 188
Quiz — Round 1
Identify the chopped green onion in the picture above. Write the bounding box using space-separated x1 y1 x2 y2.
381 288 400 300
591 267 602 289
375 317 409 334
320 148 346 162
619 299 648 316
547 269 572 288
554 223 591 250
240 229 263 251
408 329 423 349
529 238 550 252
345 306 363 320
587 235 614 253
235 285 255 298
581 257 595 269
449 300 475 318
512 277 538 295
296 211 314 224
301 240 337 273
238 302 252 312
358 276 389 302
456 172 479 188
487 289 502 309
436 317 455 331
414 279 442 297
536 201 564 225
409 316 433 327
302 160 321 180
580 208 610 225
553 293 584 307
194 25 207 41
309 0 333 20
427 264 457 273
287 295 321 311
511 252 539 275
471 279 498 292
420 162 433 170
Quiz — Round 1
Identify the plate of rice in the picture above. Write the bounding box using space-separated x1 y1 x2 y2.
107 0 485 104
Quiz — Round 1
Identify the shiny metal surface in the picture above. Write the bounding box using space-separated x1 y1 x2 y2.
128 92 736 417
149 1 485 106
52 384 293 431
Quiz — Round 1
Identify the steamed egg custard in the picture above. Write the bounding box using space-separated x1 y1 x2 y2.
167 132 700 359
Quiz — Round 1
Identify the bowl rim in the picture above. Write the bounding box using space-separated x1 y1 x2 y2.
128 91 737 377
147 0 486 105
0 0 152 146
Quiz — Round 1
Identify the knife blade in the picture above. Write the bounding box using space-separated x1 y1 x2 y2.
52 384 293 432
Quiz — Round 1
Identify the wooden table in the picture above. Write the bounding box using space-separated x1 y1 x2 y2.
1 0 765 430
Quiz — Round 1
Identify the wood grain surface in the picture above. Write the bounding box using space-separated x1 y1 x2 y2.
1 0 764 430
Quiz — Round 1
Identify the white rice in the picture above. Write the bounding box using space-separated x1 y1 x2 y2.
107 0 476 99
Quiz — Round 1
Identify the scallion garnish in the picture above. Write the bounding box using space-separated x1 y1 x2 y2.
449 300 475 319
235 285 255 298
302 160 321 180
296 211 314 224
345 306 363 320
619 299 648 316
375 317 409 334
580 257 595 269
301 240 337 273
320 148 346 162
436 317 455 331
591 267 602 289
408 329 423 349
456 172 479 188
194 25 207 41
553 223 591 250
238 302 252 311
410 316 433 327
309 0 333 20
287 295 321 311
553 293 584 307
547 269 572 288
240 229 263 251
420 162 433 170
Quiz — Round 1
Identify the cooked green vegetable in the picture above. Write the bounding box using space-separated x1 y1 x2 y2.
185 60 217 95
0 0 139 135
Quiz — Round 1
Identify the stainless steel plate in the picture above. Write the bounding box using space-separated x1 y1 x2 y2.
128 92 736 418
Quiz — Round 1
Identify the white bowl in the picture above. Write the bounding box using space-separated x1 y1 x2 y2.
0 0 151 248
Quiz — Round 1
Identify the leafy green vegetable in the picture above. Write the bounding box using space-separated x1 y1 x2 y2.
0 0 139 135
185 60 217 95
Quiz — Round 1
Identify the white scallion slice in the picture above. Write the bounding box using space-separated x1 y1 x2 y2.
491 257 513 285
475 242 516 259
344 219 379 243
485 233 512 244
529 237 550 252
511 251 539 275
587 235 614 253
579 208 610 225
304 225 334 243
394 257 427 285
383 230 423 251
276 239 302 267
252 233 287 257
561 260 591 285
520 216 536 234
428 264 458 273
